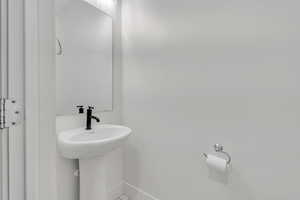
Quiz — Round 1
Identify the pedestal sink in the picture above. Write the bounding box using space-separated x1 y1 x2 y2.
57 124 132 200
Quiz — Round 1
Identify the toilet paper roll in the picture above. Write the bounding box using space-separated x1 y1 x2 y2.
206 154 227 172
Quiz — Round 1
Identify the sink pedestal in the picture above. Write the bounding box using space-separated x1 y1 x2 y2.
57 125 132 200
80 157 108 200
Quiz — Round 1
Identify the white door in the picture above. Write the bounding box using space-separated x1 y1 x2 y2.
1 0 25 199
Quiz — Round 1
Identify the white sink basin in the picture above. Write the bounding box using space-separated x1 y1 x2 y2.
57 124 132 159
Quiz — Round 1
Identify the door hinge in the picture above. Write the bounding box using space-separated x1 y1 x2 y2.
0 98 22 129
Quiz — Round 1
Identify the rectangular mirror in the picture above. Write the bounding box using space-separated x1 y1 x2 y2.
56 0 113 115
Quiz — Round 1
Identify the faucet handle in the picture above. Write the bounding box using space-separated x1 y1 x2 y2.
76 105 84 114
88 106 95 110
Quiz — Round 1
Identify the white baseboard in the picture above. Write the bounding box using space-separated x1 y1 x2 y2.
123 182 160 200
108 182 124 200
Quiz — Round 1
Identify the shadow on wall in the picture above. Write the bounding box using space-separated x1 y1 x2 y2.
124 142 141 187
208 166 255 200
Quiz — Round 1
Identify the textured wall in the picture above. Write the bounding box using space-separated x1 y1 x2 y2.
122 0 300 199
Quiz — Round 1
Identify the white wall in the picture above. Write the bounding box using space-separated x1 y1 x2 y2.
122 0 300 199
56 1 123 200
38 0 58 199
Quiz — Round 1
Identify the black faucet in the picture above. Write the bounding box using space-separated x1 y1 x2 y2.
86 106 100 130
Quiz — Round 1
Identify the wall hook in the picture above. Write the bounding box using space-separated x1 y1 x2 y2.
56 38 63 55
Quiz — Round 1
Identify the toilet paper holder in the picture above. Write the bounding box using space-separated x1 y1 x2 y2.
203 144 231 165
